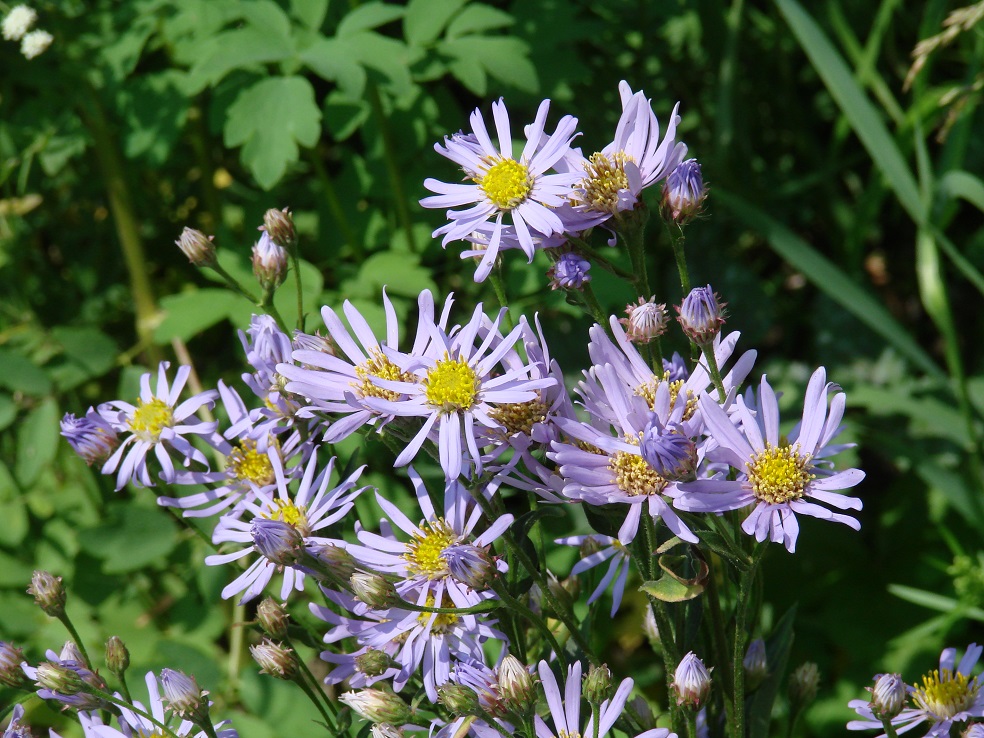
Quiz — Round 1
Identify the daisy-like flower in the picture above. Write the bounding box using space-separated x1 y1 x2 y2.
675 367 864 553
536 660 676 738
359 299 556 480
849 645 984 736
98 362 217 490
421 98 581 282
555 533 633 617
205 451 366 603
22 645 108 711
453 220 570 282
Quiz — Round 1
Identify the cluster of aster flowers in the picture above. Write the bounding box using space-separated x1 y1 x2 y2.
31 81 876 738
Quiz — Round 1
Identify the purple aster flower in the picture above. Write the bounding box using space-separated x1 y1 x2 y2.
98 362 217 490
238 314 301 435
548 253 591 290
421 98 581 282
535 660 676 738
22 649 108 711
640 418 697 480
675 367 864 553
555 533 633 617
60 408 119 466
453 221 569 282
662 158 706 224
849 645 984 736
3 704 31 738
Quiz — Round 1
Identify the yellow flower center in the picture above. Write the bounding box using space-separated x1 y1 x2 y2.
635 372 697 420
424 355 479 412
416 594 459 634
128 398 174 442
354 349 415 401
609 437 667 497
405 519 459 579
263 499 310 536
227 439 276 486
488 398 548 436
478 158 532 210
912 668 979 718
746 443 813 504
579 151 630 213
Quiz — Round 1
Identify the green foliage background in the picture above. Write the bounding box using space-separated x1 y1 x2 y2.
1 0 983 735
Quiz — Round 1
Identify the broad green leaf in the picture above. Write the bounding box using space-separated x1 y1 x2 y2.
0 461 28 547
639 576 703 602
747 605 797 738
119 71 189 165
241 0 293 40
300 37 367 97
446 4 514 39
337 2 405 37
154 288 240 343
15 398 59 488
351 251 437 301
224 76 322 189
776 0 923 222
189 27 295 90
404 0 468 46
715 189 942 378
78 505 179 574
0 394 15 432
49 326 118 390
440 36 537 93
448 55 487 96
324 92 370 141
938 169 984 214
0 349 53 396
343 31 415 97
291 0 328 29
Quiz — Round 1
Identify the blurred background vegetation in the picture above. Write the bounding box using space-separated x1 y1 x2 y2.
1 0 983 735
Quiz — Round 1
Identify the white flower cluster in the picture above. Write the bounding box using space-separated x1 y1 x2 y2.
2 4 52 59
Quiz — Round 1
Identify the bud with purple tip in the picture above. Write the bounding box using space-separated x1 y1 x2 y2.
442 544 496 591
252 231 288 292
620 297 668 344
60 410 119 466
548 252 591 290
176 227 217 267
672 652 712 709
676 285 726 345
263 208 296 250
662 158 706 225
640 419 697 480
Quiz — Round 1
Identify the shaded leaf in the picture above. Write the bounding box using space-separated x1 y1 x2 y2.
154 289 240 343
337 2 405 36
15 398 59 488
78 505 179 574
404 0 467 46
747 605 797 738
446 4 514 39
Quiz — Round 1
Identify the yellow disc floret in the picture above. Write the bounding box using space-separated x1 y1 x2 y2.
354 349 415 401
746 443 814 504
417 594 460 634
609 436 666 497
227 439 276 486
912 668 979 718
424 354 479 412
263 499 310 536
405 519 459 579
579 151 631 213
478 158 533 210
489 398 549 436
128 398 174 443
635 371 697 420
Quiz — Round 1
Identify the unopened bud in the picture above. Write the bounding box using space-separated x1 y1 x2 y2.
35 662 84 695
371 725 404 738
583 664 614 704
626 695 656 731
340 689 413 724
661 158 706 225
176 227 217 267
293 330 336 356
251 518 303 567
58 641 85 665
643 608 660 646
355 649 394 677
0 642 29 688
160 668 210 724
29 571 66 618
964 725 984 738
438 682 480 715
33 660 107 710
60 410 119 465
250 639 298 680
640 420 697 480
742 638 768 692
672 652 712 709
105 636 129 675
256 598 290 639
676 285 726 345
252 231 288 292
619 297 668 344
315 544 358 581
350 572 398 609
443 544 496 591
263 208 296 250
548 252 591 290
497 655 534 714
788 662 819 709
870 672 905 720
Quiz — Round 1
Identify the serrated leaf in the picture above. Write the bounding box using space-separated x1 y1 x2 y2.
640 576 703 603
154 289 240 343
15 398 59 488
78 505 179 574
224 76 322 189
446 4 514 39
404 0 467 46
440 36 536 93
337 2 405 37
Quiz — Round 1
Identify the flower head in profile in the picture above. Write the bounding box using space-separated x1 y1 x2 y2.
2 5 36 40
675 367 864 553
60 408 119 466
555 534 633 617
662 158 706 224
421 98 581 281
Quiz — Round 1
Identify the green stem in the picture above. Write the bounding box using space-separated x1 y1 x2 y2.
308 149 360 258
207 262 260 304
699 341 728 400
667 223 692 296
491 580 569 668
704 557 733 704
489 268 517 331
879 718 900 738
580 283 609 325
89 688 182 738
623 216 652 299
569 237 636 280
56 613 92 669
293 674 335 729
116 670 133 704
732 549 764 738
685 709 698 738
366 82 417 253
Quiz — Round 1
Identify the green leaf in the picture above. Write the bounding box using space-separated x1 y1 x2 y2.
154 289 240 343
446 4 514 39
49 326 118 390
272 257 325 329
0 461 28 547
241 0 293 39
776 0 923 222
747 605 797 738
0 349 52 396
351 251 437 301
119 71 189 165
300 37 367 97
0 394 15 432
715 189 942 378
78 505 179 574
15 398 59 488
439 36 537 93
337 2 405 37
938 169 984 214
189 26 295 90
291 0 328 29
888 584 984 622
448 56 487 96
404 0 467 46
639 576 703 603
224 76 322 189
324 92 370 141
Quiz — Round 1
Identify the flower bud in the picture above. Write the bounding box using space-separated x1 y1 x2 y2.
964 725 984 738
672 652 712 709
643 608 660 647
160 668 210 724
256 598 290 639
293 330 336 356
35 662 84 695
350 572 398 609
371 725 404 738
250 639 298 680
625 695 656 731
105 636 130 676
28 570 66 618
355 649 394 678
58 641 85 665
263 208 296 250
252 231 288 292
676 285 726 345
251 518 303 567
661 158 706 225
315 544 357 581
870 673 905 720
583 664 614 704
438 682 480 715
619 297 668 344
0 642 29 688
340 689 413 725
497 655 534 714
742 638 768 692
788 662 819 709
639 420 697 480
32 660 107 710
548 253 591 290
442 544 496 591
60 410 119 466
176 227 217 267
